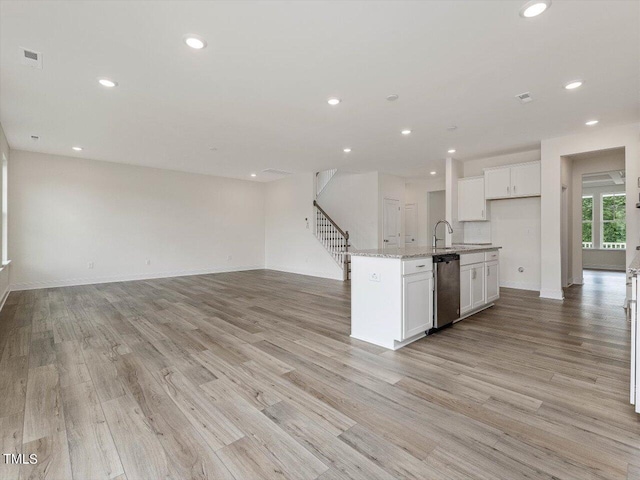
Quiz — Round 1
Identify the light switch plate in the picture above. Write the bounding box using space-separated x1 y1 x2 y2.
369 272 381 282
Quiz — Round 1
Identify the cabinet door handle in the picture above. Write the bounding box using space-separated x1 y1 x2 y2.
487 266 490 276
472 268 476 280
514 185 517 194
481 209 484 218
507 186 510 194
416 264 426 268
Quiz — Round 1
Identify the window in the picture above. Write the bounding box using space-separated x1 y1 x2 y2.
602 193 626 249
582 195 593 249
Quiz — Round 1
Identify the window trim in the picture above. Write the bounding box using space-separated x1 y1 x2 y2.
581 195 594 249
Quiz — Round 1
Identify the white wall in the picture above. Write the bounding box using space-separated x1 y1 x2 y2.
490 197 541 291
570 151 626 281
463 149 541 177
0 124 9 302
9 150 266 289
316 171 378 250
405 176 445 246
541 123 639 301
265 173 343 280
458 149 543 291
445 158 464 245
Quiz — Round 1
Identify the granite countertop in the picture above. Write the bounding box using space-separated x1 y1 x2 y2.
630 248 640 275
349 244 501 259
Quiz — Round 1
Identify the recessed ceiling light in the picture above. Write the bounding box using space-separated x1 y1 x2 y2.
250 173 257 177
72 146 83 151
401 129 411 135
585 120 599 126
327 97 341 106
430 171 437 175
184 34 207 49
564 80 583 90
448 149 456 154
343 148 352 153
98 78 117 88
447 125 458 131
520 0 551 18
386 94 399 102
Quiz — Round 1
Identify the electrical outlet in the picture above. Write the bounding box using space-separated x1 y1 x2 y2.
88 262 94 269
145 259 151 266
369 272 381 282
227 255 233 261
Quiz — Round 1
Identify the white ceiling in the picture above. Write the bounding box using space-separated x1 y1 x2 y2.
1 0 639 181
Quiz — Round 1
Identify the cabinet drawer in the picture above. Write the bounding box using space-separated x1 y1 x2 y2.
460 252 484 266
485 250 499 262
403 258 433 275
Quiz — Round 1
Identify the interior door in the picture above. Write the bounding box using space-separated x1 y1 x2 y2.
405 203 418 244
383 198 400 249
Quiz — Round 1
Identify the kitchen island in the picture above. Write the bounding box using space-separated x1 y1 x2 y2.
350 245 500 350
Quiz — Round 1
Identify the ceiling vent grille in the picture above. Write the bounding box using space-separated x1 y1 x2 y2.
515 92 532 104
21 48 42 69
262 168 293 176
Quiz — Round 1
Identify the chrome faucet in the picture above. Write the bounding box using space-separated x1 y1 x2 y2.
432 220 454 248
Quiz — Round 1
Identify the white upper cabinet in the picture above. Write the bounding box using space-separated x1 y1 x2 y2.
484 167 512 199
484 161 540 200
458 177 486 222
510 162 541 197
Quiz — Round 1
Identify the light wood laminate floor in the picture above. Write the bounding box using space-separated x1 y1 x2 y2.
1 269 638 480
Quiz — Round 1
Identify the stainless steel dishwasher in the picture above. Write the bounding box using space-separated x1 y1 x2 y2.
433 254 460 329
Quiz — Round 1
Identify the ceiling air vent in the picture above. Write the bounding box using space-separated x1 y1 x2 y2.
262 168 293 176
21 48 43 69
515 92 532 104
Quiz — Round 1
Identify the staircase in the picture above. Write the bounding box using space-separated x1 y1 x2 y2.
316 169 337 197
313 200 350 280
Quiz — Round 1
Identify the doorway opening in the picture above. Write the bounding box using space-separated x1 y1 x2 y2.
562 147 627 300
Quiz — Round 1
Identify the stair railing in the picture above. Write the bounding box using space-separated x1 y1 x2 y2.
313 200 350 279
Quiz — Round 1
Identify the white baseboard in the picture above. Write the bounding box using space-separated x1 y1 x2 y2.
583 264 626 271
10 265 264 291
265 264 344 281
539 288 564 300
500 280 541 292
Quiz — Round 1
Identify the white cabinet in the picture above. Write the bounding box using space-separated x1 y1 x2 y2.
460 252 500 316
402 272 434 339
485 162 540 200
511 163 541 197
458 177 487 221
460 265 473 315
460 263 485 314
486 260 499 303
471 263 486 310
484 167 512 200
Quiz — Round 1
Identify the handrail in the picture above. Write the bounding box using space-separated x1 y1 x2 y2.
313 200 349 240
